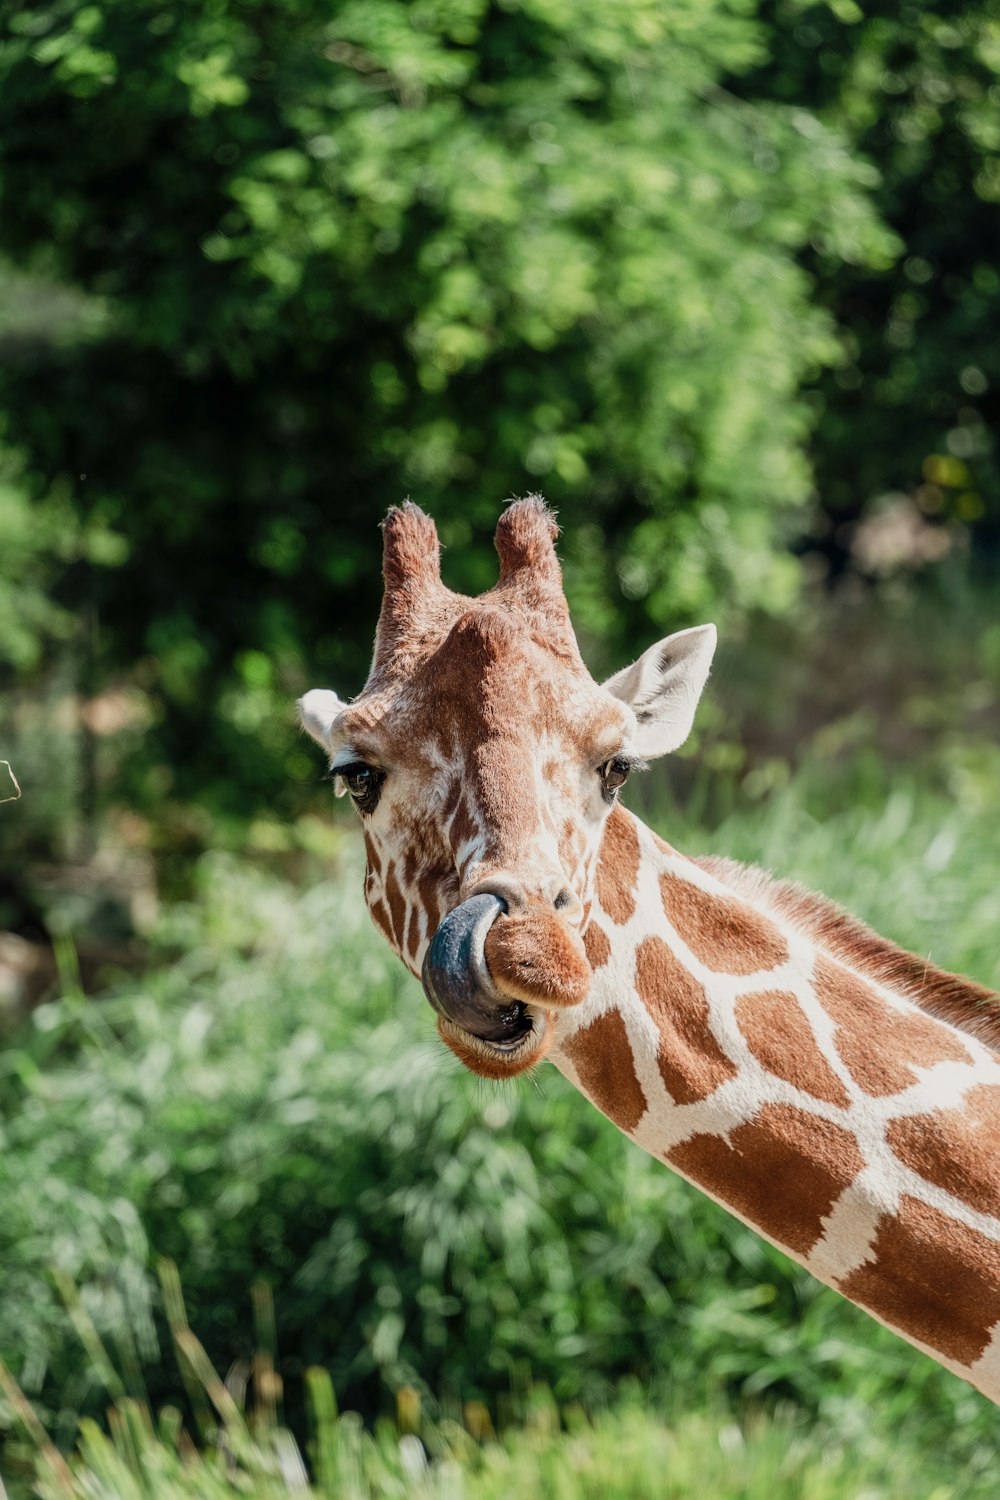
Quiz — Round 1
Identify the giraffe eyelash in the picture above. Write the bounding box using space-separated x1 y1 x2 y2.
598 753 647 802
330 760 386 814
597 754 648 777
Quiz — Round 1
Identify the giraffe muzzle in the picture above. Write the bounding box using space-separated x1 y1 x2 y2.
420 893 535 1048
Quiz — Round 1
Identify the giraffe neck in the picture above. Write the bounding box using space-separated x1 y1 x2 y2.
550 807 1000 1403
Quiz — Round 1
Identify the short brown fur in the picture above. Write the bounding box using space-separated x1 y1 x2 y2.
596 808 641 926
814 954 971 1098
839 1195 1000 1365
660 872 789 975
483 907 592 1008
669 1104 865 1256
563 1010 648 1133
886 1085 1000 1219
634 935 738 1105
735 989 851 1107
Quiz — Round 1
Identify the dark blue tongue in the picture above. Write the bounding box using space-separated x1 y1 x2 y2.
421 893 533 1047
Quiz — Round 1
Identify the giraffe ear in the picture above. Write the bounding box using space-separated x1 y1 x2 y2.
298 688 347 750
602 625 717 758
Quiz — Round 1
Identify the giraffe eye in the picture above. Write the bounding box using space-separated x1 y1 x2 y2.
337 762 384 814
599 756 632 794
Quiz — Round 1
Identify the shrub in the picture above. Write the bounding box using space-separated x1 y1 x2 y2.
0 776 996 1454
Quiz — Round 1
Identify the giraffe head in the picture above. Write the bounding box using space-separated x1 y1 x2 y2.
299 499 715 1078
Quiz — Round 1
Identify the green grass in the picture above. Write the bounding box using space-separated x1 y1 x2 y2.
10 1332 999 1500
22 1400 996 1500
1 761 998 1493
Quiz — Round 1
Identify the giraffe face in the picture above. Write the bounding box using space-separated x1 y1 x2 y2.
309 607 634 1069
299 500 715 1080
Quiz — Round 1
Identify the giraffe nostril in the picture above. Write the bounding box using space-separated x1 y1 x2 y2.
553 888 574 912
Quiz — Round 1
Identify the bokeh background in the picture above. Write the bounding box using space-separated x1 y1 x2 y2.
0 1 998 1495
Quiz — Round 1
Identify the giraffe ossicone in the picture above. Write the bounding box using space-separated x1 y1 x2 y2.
300 497 1000 1404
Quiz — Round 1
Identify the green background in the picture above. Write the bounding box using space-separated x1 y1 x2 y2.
0 1 998 1493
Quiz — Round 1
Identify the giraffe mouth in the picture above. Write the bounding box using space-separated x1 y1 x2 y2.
421 893 538 1050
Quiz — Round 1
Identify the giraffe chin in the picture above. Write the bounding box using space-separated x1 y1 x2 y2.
436 1011 553 1079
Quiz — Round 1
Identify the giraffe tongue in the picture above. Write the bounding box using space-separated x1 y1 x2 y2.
421 894 533 1047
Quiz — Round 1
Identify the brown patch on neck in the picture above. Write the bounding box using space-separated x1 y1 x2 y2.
635 936 738 1104
886 1084 1000 1220
659 872 789 975
735 990 850 1108
697 855 1000 1054
838 1195 1000 1366
814 955 971 1097
669 1103 864 1256
583 921 611 969
562 1009 648 1132
596 807 641 926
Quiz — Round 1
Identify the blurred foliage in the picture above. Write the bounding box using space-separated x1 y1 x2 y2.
1 770 997 1460
743 1 1000 563
664 561 1000 822
0 0 910 834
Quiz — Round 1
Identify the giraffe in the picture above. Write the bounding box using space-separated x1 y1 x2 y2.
299 497 1000 1404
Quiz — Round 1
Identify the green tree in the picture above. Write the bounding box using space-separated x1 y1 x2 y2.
0 0 892 830
741 1 1000 569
